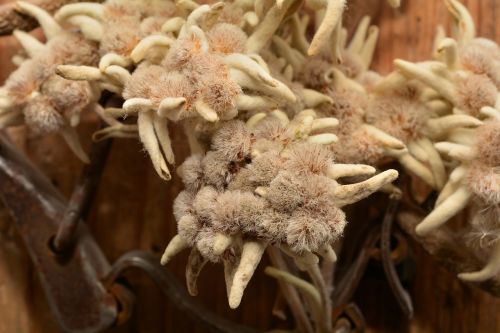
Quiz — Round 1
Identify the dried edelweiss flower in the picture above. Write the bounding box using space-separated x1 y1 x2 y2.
417 115 500 282
55 0 178 94
365 82 482 190
459 38 500 90
161 114 398 309
86 2 296 180
0 1 98 162
395 61 498 119
267 14 450 191
122 1 297 116
380 0 500 284
394 1 499 119
307 7 486 191
313 83 449 190
317 89 382 165
369 74 485 192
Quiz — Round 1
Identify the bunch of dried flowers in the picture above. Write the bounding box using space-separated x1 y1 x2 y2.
1 0 500 332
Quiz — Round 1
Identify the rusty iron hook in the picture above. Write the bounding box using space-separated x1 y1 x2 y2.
102 250 259 333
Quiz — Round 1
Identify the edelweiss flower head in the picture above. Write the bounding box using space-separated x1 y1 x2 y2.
177 154 205 192
23 94 63 133
207 23 247 54
210 190 267 236
210 120 253 161
459 40 500 89
456 74 498 117
283 142 334 175
366 94 429 143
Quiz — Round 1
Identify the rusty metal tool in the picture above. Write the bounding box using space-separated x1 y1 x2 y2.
0 133 118 333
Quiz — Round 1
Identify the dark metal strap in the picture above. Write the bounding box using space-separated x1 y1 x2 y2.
332 196 414 320
53 136 111 253
0 133 117 333
380 198 414 318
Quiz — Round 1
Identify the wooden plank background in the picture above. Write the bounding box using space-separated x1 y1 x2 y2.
0 0 499 332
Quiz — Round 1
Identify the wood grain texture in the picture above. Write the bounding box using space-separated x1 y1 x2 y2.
0 0 499 332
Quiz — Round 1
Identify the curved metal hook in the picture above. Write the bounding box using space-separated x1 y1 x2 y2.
103 250 259 333
380 198 414 318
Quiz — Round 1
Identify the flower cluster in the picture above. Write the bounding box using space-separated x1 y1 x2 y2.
161 113 397 308
0 1 98 162
393 0 500 282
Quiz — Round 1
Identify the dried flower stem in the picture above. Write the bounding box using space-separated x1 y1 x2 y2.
265 266 323 332
267 247 315 333
306 262 333 333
